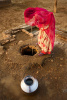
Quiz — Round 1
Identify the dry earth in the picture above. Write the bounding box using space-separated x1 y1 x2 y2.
0 0 67 100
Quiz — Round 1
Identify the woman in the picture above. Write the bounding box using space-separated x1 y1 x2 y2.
24 7 55 55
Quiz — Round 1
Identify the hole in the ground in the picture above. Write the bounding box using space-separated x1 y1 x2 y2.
20 45 37 56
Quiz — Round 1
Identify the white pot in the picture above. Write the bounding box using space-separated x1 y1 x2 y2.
21 75 38 93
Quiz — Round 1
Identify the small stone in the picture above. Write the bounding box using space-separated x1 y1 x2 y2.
60 64 62 67
5 39 9 43
18 40 23 45
6 52 7 54
12 35 16 38
36 71 38 74
51 59 53 62
60 58 63 60
10 38 15 42
55 77 57 79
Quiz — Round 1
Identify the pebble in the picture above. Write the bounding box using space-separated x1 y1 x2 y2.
60 58 63 60
51 59 53 62
5 39 9 43
12 35 16 38
55 77 57 79
10 38 15 42
36 71 39 74
60 64 62 67
18 40 23 45
6 52 7 54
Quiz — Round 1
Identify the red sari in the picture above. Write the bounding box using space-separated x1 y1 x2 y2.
24 7 55 54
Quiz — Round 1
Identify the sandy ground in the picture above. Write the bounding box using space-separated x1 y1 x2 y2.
0 0 67 34
0 0 67 100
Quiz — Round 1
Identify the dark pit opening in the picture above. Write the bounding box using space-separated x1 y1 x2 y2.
20 45 37 56
25 78 33 86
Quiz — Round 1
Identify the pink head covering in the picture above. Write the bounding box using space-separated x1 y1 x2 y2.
24 7 55 49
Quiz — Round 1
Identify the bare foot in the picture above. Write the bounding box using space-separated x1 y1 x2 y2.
38 52 44 56
36 43 38 45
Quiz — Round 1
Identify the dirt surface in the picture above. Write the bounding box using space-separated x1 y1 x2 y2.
0 0 67 34
0 0 67 100
0 34 67 100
